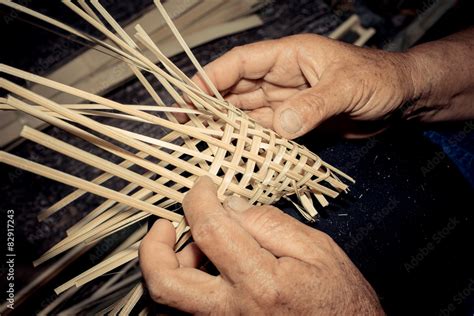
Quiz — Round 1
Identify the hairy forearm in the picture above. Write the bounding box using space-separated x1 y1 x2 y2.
403 27 474 121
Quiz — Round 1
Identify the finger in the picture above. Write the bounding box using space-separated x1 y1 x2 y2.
192 39 282 94
272 73 352 139
176 242 204 268
139 220 227 313
229 78 262 94
247 107 274 129
183 176 276 283
146 268 228 314
225 84 300 110
223 197 337 264
225 90 269 110
140 219 179 271
170 102 191 124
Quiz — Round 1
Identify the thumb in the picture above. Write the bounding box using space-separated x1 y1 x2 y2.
223 196 332 263
273 76 349 139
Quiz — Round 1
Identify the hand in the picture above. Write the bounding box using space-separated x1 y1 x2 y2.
191 34 416 139
139 176 384 315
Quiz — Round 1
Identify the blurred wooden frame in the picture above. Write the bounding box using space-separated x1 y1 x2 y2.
329 14 376 46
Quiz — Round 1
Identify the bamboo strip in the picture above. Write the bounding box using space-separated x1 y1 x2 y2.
138 306 148 316
2 67 349 194
37 209 140 265
0 102 204 114
95 259 139 297
87 286 132 315
60 272 141 314
6 97 194 217
38 287 79 316
3 91 216 196
0 243 91 313
2 78 252 196
118 282 144 316
21 126 185 202
0 151 182 222
55 243 139 294
66 184 151 236
153 0 223 101
175 230 192 251
110 285 136 315
65 174 184 242
77 0 102 22
38 229 143 315
0 1 141 68
5 84 333 203
90 0 139 50
83 212 150 246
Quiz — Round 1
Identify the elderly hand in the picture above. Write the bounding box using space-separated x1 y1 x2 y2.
191 34 415 139
139 176 384 315
189 29 474 138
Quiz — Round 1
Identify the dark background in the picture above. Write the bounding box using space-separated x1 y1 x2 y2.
0 0 473 315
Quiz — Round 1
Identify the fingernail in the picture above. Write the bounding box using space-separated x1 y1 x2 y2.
280 108 302 134
225 196 251 212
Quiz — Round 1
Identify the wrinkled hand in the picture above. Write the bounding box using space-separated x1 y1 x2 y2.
190 34 415 139
139 176 384 315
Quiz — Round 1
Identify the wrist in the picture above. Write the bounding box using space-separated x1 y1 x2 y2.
397 33 474 122
397 50 430 118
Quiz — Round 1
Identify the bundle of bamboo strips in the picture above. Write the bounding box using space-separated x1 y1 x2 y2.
0 1 354 313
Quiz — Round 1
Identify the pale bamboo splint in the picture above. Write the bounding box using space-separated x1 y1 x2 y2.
0 1 354 314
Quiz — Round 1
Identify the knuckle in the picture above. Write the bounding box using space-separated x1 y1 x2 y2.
229 45 244 55
192 215 225 245
147 283 164 303
138 240 146 258
138 235 151 259
288 33 319 45
145 271 170 303
299 92 326 122
248 273 284 307
314 230 337 250
229 46 247 70
182 190 195 211
298 33 319 42
319 230 335 244
229 45 246 62
145 268 181 304
246 206 282 236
